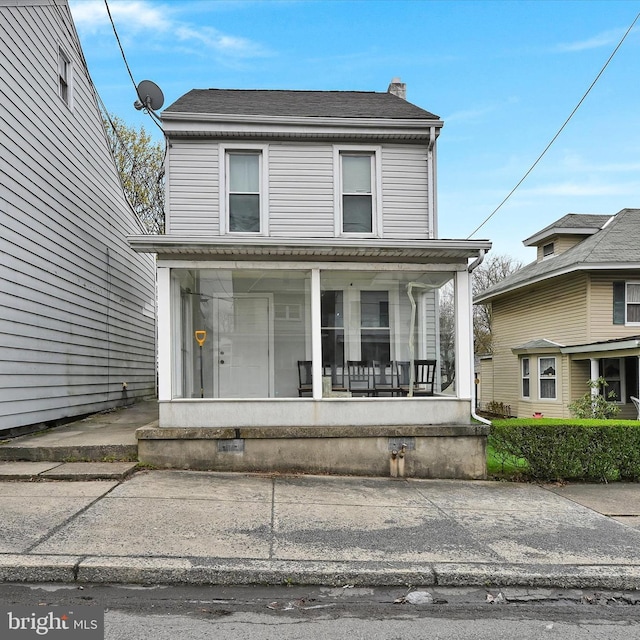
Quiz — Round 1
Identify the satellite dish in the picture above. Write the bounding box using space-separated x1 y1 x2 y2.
134 80 164 112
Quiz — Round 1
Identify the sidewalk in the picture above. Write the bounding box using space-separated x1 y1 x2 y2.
1 469 640 590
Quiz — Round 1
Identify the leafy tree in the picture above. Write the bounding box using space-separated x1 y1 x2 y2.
102 114 165 234
439 253 522 389
472 253 522 355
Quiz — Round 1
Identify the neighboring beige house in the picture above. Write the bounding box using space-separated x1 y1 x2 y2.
475 209 640 419
129 81 492 478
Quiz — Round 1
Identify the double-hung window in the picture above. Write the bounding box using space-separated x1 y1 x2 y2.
227 151 261 233
521 357 530 398
613 281 640 324
539 357 556 400
336 148 380 236
360 291 390 364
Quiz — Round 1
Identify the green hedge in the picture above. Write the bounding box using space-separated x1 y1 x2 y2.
489 419 640 482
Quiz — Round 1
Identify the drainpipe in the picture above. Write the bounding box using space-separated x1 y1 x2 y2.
467 251 491 427
427 126 437 238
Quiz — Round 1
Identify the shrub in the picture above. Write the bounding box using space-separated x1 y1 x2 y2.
568 377 621 419
489 418 640 482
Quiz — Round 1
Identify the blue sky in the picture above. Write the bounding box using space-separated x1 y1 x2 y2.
69 0 640 263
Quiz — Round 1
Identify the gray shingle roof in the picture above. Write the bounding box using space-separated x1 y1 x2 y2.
163 89 439 120
476 208 640 303
523 213 612 246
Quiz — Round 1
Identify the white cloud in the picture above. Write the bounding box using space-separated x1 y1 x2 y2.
70 0 266 57
554 28 626 53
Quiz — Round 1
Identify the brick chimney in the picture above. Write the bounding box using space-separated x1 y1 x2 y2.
387 77 406 100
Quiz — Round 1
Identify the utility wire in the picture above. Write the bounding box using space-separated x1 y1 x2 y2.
467 12 640 239
103 0 165 134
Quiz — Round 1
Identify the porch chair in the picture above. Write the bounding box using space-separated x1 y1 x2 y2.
347 360 376 396
373 361 401 396
631 396 640 420
398 359 437 396
297 360 312 397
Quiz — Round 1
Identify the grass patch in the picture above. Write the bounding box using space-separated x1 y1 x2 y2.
486 443 528 479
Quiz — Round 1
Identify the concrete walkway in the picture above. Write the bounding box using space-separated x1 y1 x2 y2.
1 401 640 590
1 470 640 589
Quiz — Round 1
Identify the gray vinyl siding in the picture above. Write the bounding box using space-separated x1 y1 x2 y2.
0 0 156 430
268 143 334 237
166 141 431 238
166 140 219 235
381 146 429 239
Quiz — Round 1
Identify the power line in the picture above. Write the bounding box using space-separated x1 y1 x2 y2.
467 12 640 239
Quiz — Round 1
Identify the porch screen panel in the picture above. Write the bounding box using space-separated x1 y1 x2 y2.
172 269 311 399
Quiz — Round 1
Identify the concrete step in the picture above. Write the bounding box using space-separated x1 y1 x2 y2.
0 461 138 481
0 443 137 463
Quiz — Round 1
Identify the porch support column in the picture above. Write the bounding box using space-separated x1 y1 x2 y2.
590 358 599 398
455 268 473 400
311 268 322 400
157 266 171 401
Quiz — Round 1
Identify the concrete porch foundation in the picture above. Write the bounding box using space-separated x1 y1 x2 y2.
137 423 489 480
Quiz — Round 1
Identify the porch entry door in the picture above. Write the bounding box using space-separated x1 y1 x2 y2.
213 295 272 398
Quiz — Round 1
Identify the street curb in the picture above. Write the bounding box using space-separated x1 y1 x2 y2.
2 556 640 590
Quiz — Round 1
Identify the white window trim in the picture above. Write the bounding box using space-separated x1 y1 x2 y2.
58 44 72 109
333 145 382 238
521 357 530 399
626 281 640 326
219 143 269 236
538 356 557 401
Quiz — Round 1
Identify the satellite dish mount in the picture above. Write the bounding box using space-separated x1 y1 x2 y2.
134 80 164 112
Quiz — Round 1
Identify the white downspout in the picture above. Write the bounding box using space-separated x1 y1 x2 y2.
467 251 490 426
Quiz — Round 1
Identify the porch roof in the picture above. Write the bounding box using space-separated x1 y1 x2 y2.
127 235 491 264
561 335 640 356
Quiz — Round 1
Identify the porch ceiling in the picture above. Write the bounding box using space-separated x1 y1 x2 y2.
128 236 491 264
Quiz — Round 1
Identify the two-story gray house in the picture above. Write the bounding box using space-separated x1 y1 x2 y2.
0 0 156 434
130 81 491 478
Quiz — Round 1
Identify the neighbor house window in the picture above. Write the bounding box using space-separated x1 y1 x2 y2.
58 47 71 106
521 357 530 398
542 242 554 258
539 357 556 399
613 281 640 324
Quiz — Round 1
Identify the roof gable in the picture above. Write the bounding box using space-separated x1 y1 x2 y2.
475 209 640 303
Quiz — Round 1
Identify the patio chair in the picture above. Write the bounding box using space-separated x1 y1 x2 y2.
631 396 640 420
347 360 376 396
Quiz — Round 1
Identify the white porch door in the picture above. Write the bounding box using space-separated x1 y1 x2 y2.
214 296 271 398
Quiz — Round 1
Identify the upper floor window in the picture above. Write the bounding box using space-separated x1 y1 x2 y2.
521 357 530 398
221 146 268 235
335 147 381 236
58 47 71 107
542 242 554 258
539 357 556 400
613 281 640 325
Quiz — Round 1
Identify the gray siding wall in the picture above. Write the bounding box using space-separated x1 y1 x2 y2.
167 140 431 239
0 0 156 430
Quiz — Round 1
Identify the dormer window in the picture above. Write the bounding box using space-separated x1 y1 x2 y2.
542 242 554 258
